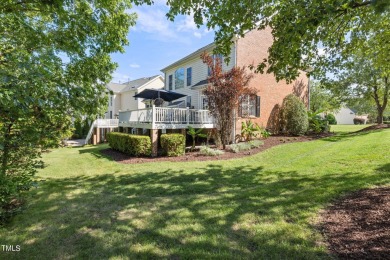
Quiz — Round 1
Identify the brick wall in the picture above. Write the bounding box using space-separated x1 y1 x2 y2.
236 28 309 134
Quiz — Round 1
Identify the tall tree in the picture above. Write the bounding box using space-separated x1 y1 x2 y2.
138 0 390 82
0 0 136 221
324 52 389 124
310 81 341 113
201 53 255 149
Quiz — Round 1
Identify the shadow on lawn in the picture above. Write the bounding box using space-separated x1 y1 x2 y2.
78 145 114 161
2 163 389 259
320 128 386 142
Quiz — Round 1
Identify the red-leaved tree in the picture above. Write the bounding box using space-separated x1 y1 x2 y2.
201 52 255 149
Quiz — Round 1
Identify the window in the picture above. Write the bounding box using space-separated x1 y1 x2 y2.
175 68 184 89
110 111 113 119
239 95 260 117
110 96 113 106
168 75 173 90
187 67 192 86
207 54 223 76
186 96 191 107
201 96 209 109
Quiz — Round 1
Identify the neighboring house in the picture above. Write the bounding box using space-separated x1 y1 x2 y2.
87 75 164 145
160 27 309 134
105 75 165 119
334 106 368 124
117 28 309 156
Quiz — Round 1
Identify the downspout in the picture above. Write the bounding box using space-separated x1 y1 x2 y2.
308 76 310 110
232 39 238 143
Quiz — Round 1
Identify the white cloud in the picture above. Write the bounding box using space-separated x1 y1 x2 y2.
112 71 131 83
193 32 202 38
132 7 179 40
130 6 212 43
177 15 198 32
129 63 140 68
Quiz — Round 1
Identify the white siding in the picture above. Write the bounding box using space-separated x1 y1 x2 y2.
334 107 356 124
162 46 236 109
119 76 165 111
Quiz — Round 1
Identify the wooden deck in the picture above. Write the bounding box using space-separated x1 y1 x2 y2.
118 106 214 129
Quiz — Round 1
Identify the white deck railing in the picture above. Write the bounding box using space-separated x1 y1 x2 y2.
85 119 119 144
94 119 119 127
118 106 213 128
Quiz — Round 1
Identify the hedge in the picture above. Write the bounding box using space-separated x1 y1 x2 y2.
107 132 151 156
160 134 185 157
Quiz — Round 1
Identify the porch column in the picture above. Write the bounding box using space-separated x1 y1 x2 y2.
150 129 158 157
92 127 97 145
96 127 100 144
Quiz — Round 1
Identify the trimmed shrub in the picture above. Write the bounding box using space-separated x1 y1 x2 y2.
281 94 308 135
107 132 151 156
325 114 337 125
353 118 365 125
160 134 185 157
199 146 224 156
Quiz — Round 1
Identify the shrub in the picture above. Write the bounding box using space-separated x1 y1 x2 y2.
199 146 224 156
187 126 207 151
250 140 264 148
107 132 151 156
160 134 185 157
325 114 337 125
353 118 365 125
229 140 264 153
240 120 261 141
307 111 330 134
281 94 308 135
261 129 271 139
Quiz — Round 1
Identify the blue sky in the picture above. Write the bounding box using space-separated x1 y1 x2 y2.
110 2 215 83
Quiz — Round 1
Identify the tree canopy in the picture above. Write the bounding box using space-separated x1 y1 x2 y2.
0 0 136 222
138 0 390 82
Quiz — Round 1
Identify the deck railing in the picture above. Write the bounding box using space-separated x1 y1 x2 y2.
118 106 213 127
94 119 119 127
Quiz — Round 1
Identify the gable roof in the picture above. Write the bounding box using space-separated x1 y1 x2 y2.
107 75 163 93
107 82 128 93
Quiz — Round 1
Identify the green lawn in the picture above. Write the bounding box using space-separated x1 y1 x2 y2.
330 124 371 133
1 129 389 259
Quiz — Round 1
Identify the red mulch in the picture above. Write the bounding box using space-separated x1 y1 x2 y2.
100 135 328 164
355 124 390 133
320 187 390 259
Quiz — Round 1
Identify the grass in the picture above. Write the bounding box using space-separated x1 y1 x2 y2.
330 124 371 133
1 128 389 259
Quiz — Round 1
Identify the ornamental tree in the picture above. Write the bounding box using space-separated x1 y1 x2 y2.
201 53 255 149
0 0 136 222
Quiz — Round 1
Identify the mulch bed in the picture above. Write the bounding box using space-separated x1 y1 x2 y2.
320 187 390 259
356 123 390 133
100 134 329 164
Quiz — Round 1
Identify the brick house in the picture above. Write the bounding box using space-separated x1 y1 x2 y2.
117 28 309 155
160 27 308 134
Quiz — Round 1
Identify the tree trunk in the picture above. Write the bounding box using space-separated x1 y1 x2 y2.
377 108 384 124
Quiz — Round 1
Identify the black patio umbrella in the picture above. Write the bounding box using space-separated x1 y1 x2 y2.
133 89 187 102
